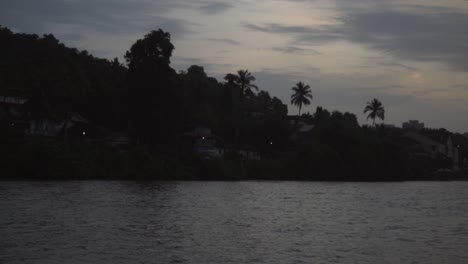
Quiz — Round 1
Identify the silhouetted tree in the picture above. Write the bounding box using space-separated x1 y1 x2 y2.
125 29 174 71
224 73 238 85
125 29 176 147
272 97 288 116
291 82 312 115
235 70 258 96
364 98 385 126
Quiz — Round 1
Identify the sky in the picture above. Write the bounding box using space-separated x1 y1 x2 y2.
1 0 468 132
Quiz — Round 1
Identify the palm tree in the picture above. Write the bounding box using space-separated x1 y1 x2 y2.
364 98 385 126
236 70 258 96
290 82 313 115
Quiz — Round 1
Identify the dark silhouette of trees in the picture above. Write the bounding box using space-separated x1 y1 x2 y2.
0 25 127 131
291 82 312 115
224 73 238 85
235 70 258 96
1 25 466 181
125 29 176 147
364 98 385 126
125 29 174 70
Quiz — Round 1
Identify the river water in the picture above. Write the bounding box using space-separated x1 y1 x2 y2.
1 181 467 263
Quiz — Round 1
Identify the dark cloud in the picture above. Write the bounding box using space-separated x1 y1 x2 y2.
206 38 241 45
199 2 232 14
271 46 320 55
243 22 313 34
243 7 468 71
378 62 417 71
411 88 450 96
243 22 344 44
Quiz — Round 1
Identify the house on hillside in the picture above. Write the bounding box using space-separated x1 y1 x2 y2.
28 112 89 138
288 114 315 143
402 120 424 130
1 94 90 138
0 96 30 134
178 126 224 159
104 132 130 147
404 132 459 170
0 96 27 118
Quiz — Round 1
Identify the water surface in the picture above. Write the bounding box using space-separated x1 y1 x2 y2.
1 181 467 263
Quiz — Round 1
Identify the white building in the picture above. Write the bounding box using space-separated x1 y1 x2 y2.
403 120 424 130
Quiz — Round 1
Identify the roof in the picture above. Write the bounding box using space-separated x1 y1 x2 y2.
403 132 443 147
69 113 88 123
0 96 27 105
299 124 315 132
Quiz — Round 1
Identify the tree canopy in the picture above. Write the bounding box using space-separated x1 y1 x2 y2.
291 82 313 115
364 98 385 126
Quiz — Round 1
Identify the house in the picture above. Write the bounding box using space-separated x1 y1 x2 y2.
1 94 90 138
236 147 261 160
383 124 397 128
178 126 224 159
104 132 130 147
289 119 315 143
404 132 459 170
0 96 27 118
402 120 424 130
28 112 88 137
0 96 30 134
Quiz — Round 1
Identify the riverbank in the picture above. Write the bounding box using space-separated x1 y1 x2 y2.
1 136 466 181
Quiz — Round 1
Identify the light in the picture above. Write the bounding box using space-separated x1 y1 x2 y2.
82 131 86 136
202 137 205 140
270 141 273 145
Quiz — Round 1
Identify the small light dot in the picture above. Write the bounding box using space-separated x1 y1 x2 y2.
202 137 205 140
82 132 86 135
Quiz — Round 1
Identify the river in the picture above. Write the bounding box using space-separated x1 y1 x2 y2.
1 181 467 263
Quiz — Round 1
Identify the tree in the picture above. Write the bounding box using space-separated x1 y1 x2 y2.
125 29 174 71
125 29 176 147
364 98 385 126
223 73 238 85
290 82 312 115
235 70 258 96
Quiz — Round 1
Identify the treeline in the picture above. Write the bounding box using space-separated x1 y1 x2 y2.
0 26 466 180
0 26 127 131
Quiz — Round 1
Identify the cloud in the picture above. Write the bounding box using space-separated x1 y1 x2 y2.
206 38 241 45
243 7 468 71
378 62 417 71
243 22 313 34
199 2 232 14
172 56 235 74
0 0 206 60
0 0 199 40
271 46 320 55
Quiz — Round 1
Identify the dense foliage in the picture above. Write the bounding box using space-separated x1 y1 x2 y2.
1 25 467 180
0 26 128 131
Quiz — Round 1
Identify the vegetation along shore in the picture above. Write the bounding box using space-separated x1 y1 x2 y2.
1 26 467 181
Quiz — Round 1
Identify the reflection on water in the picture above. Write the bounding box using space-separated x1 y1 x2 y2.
1 181 468 263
